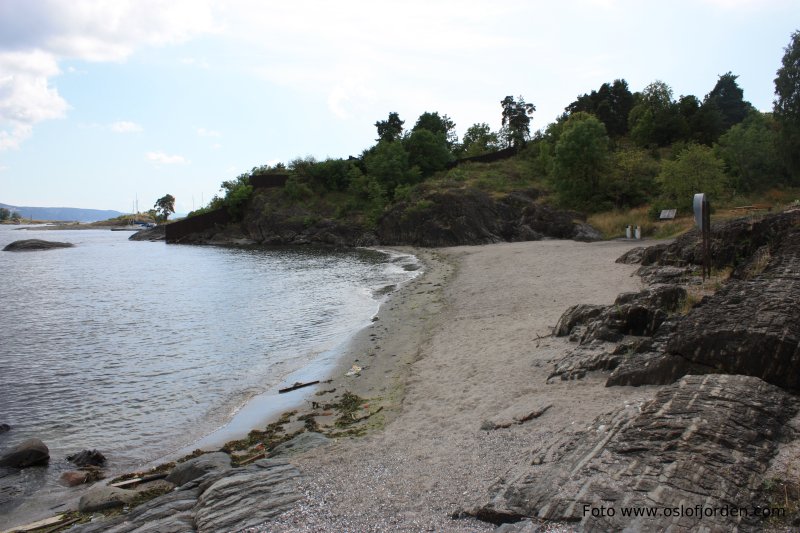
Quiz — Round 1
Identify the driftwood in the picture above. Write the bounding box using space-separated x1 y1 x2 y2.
278 380 320 394
110 472 168 489
238 452 267 466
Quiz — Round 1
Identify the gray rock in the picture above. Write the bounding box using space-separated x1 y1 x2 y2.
269 431 330 457
476 374 798 531
553 304 605 337
0 438 49 467
572 222 602 242
165 452 231 487
194 459 301 531
614 246 645 264
78 486 138 512
70 459 303 533
2 239 74 251
67 449 106 467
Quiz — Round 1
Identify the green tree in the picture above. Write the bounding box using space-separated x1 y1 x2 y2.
153 194 176 222
403 128 452 177
552 112 610 210
364 140 419 195
606 147 660 208
629 81 687 147
774 30 800 182
10 211 20 222
500 95 536 148
412 112 457 149
716 111 783 192
375 112 405 143
459 123 499 156
705 72 751 132
656 144 727 211
0 207 9 221
566 79 634 137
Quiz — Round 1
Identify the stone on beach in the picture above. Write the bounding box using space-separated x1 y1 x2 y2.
78 486 138 512
0 438 49 468
269 431 330 457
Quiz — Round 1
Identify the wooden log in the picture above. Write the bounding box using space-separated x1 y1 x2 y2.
278 380 320 394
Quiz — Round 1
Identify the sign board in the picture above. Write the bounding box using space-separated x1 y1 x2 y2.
693 193 707 230
659 209 677 220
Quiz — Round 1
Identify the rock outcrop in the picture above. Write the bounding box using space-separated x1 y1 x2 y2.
475 375 798 531
377 189 599 247
0 438 49 468
129 226 165 241
78 486 138 512
2 239 74 251
70 459 301 533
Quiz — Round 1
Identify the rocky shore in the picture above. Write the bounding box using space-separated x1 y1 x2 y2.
4 209 799 532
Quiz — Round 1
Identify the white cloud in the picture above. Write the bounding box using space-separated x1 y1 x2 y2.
197 127 221 137
146 151 188 165
211 143 222 149
0 50 68 150
110 121 143 133
0 0 220 149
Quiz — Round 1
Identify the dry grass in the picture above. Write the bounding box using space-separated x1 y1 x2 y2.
587 207 694 240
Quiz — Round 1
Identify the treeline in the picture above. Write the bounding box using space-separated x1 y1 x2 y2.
203 29 800 223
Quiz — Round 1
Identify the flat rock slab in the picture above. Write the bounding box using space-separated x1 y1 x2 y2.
2 239 74 251
481 402 552 430
69 459 302 533
476 374 798 531
269 431 330 457
79 486 138 512
165 452 231 487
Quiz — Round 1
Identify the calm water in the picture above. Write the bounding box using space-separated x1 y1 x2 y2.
0 226 417 479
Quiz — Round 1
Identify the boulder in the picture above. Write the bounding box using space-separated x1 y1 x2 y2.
165 452 232 487
269 432 331 458
0 438 49 467
2 239 74 251
474 374 799 531
0 423 9 433
60 470 96 487
78 486 138 512
67 449 106 467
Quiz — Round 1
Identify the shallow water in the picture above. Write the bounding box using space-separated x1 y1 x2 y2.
0 226 418 518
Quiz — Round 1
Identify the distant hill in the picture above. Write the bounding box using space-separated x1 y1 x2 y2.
0 203 125 223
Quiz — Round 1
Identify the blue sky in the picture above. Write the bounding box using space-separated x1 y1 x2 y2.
0 0 798 214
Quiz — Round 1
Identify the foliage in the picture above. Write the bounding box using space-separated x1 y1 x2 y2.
552 112 611 210
305 158 360 191
403 128 453 177
501 95 536 148
412 111 457 149
705 72 751 131
459 123 500 157
629 81 687 147
0 207 9 221
153 194 176 222
346 168 387 227
716 111 783 192
283 176 313 203
606 146 660 208
375 112 405 143
774 30 800 182
364 140 420 195
566 79 634 137
656 144 728 211
219 174 254 218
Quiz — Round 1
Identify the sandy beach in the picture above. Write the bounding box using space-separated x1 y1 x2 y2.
259 238 658 532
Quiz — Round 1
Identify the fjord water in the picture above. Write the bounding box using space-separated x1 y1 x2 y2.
0 227 417 476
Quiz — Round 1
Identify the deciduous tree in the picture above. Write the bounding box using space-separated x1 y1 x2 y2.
774 30 800 182
154 194 176 222
375 112 405 143
553 112 610 210
656 144 727 211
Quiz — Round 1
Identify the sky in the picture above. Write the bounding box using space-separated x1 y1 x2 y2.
0 0 798 214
